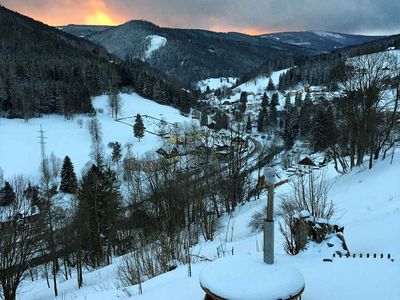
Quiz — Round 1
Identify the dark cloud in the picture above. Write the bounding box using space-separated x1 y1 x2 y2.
1 0 400 35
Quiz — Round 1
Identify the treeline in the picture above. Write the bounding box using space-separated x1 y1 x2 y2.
277 35 400 91
236 56 297 86
238 34 400 92
0 6 194 119
119 59 194 113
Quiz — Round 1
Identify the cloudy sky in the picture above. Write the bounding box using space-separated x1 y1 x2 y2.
1 0 400 35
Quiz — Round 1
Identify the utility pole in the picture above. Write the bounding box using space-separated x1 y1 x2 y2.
38 125 58 297
38 125 47 177
263 167 276 264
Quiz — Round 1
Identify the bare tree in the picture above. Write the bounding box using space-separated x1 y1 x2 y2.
337 52 397 169
0 176 45 300
108 92 122 119
276 170 334 255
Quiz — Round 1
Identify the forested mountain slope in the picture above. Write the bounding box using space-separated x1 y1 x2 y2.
238 33 400 89
0 5 121 118
0 6 194 118
260 31 384 53
63 21 318 84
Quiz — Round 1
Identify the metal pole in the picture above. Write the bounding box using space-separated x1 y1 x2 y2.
263 168 275 264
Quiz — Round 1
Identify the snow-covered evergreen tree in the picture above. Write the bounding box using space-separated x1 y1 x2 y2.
60 155 78 194
0 181 15 206
134 114 145 141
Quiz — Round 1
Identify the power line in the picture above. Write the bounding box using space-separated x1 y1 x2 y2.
38 125 47 175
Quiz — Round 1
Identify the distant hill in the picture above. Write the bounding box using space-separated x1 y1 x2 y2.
0 7 194 118
0 5 119 118
260 31 384 53
275 33 400 90
235 32 399 90
61 21 318 85
58 24 114 38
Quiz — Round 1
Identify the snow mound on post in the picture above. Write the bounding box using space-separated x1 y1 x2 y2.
144 35 167 59
200 255 305 300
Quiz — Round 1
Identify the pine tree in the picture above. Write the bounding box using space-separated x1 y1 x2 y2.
268 94 279 128
110 142 122 164
0 181 15 206
24 184 40 206
60 156 78 194
267 78 275 91
283 107 299 150
270 93 279 107
257 110 265 132
134 114 145 141
246 115 252 132
285 93 292 108
261 92 269 109
312 104 336 151
239 92 247 113
295 92 303 109
76 165 122 267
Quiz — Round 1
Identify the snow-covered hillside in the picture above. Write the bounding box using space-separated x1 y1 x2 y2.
20 151 400 300
311 31 345 40
0 93 190 179
234 69 290 95
144 35 167 59
197 77 238 93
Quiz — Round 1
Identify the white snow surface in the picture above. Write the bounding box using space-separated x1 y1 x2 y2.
200 254 305 300
18 150 400 300
234 68 290 95
197 77 238 93
311 31 345 39
0 93 190 179
144 35 167 59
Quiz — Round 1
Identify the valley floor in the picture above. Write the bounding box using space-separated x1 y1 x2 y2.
0 93 191 179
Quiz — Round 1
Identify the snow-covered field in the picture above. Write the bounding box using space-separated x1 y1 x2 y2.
0 93 190 179
196 77 238 92
19 151 400 300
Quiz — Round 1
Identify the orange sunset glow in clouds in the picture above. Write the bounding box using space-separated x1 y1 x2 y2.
0 0 276 34
1 0 400 35
81 0 121 25
1 0 124 26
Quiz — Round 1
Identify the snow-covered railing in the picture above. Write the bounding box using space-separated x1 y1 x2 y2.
331 252 394 262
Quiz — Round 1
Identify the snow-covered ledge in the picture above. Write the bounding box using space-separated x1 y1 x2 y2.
200 254 305 300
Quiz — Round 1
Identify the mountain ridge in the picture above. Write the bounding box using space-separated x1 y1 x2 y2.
259 30 385 53
61 21 318 84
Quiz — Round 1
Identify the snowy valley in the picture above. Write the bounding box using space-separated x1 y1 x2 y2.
1 3 400 300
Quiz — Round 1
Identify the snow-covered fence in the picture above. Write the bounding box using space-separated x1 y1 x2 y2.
332 252 394 262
